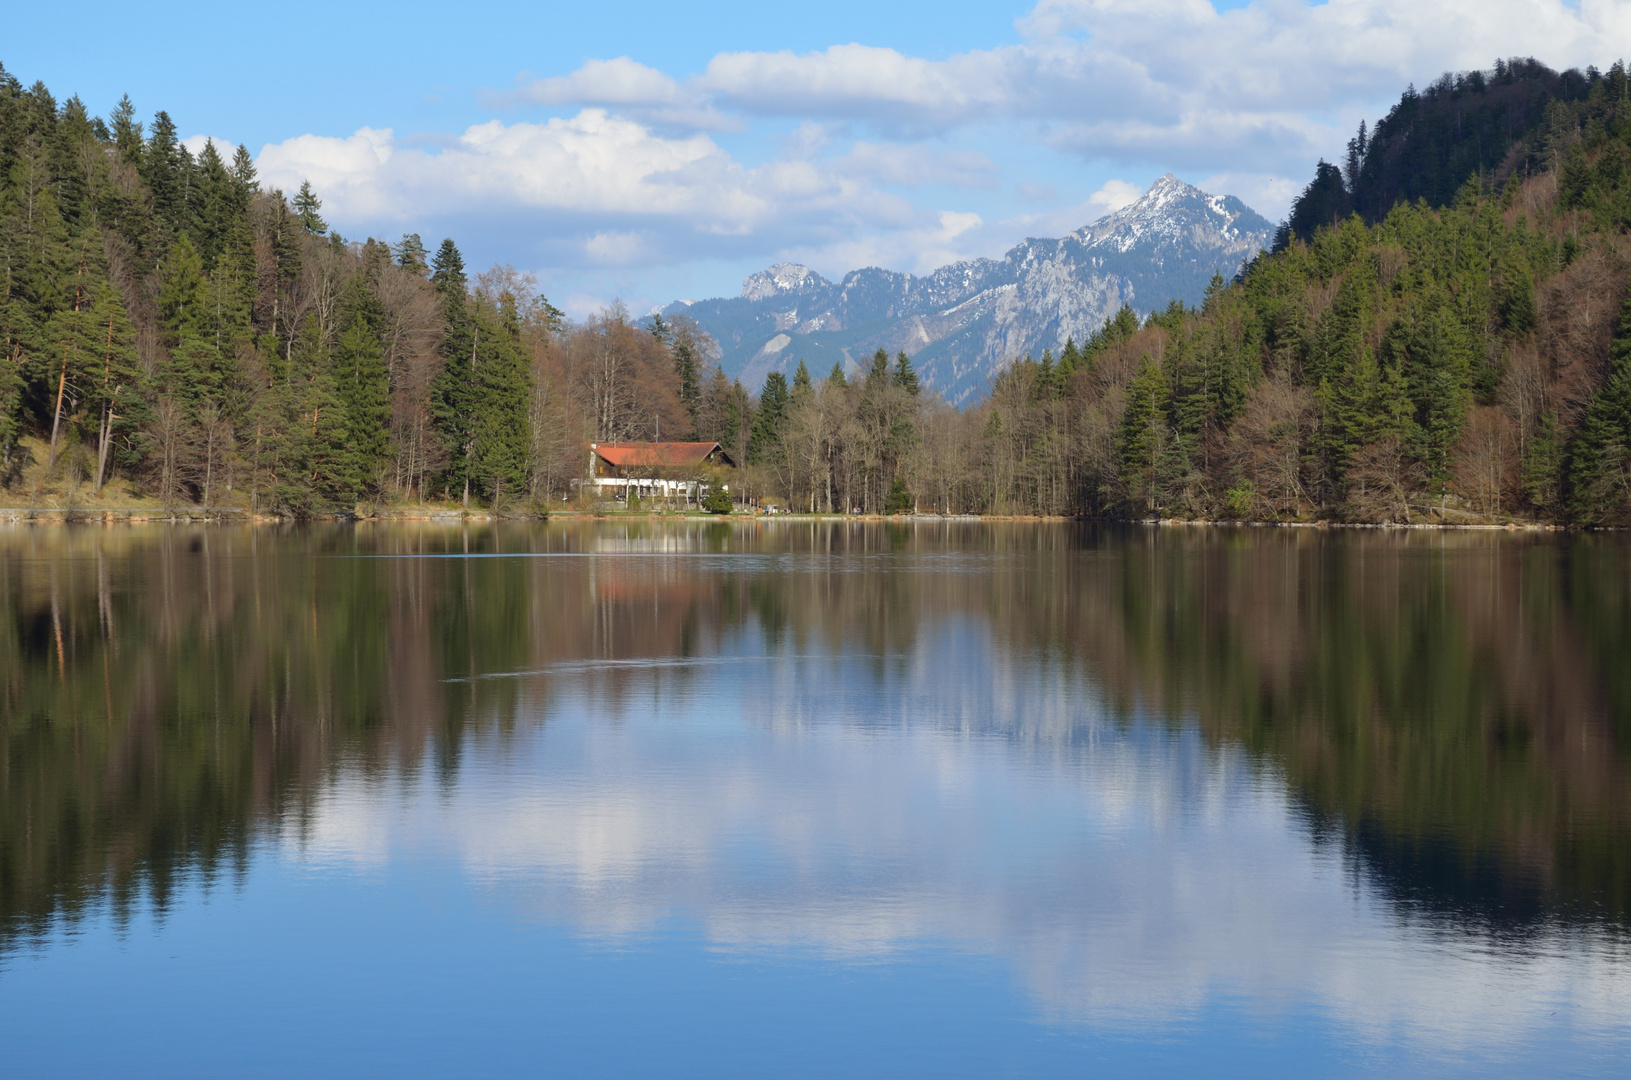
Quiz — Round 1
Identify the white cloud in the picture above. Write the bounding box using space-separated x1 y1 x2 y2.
499 57 735 130
254 0 1631 300
1085 178 1140 215
514 57 685 108
688 1 1631 172
836 142 999 188
292 634 1631 1054
256 110 928 271
181 134 236 160
701 43 1017 132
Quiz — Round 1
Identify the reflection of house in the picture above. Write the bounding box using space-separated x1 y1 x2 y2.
587 442 736 502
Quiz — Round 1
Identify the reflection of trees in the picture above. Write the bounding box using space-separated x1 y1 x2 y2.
1020 526 1631 929
2 522 1626 953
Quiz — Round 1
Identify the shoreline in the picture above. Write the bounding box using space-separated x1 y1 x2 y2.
0 507 1594 530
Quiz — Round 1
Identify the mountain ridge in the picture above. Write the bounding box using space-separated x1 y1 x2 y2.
667 175 1273 404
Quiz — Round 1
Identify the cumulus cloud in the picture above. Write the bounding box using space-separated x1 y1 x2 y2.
181 134 236 159
688 0 1631 171
701 43 1017 133
836 142 999 189
255 110 926 271
1085 179 1141 215
498 57 735 130
256 0 1631 300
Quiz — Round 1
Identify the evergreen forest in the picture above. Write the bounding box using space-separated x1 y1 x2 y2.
5 57 1631 523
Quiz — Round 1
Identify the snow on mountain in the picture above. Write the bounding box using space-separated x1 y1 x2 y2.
666 176 1272 406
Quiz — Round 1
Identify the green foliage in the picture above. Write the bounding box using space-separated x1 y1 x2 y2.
749 370 790 463
1117 354 1171 514
467 296 532 502
1567 293 1631 523
892 351 919 395
883 475 911 514
293 180 326 235
702 484 733 513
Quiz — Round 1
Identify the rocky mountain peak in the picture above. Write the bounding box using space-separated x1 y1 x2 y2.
741 263 829 302
679 176 1274 405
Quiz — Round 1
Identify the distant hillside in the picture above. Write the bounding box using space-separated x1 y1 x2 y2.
1281 57 1598 246
666 176 1272 404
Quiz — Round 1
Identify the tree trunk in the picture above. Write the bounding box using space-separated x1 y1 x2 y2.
47 357 68 467
93 407 113 493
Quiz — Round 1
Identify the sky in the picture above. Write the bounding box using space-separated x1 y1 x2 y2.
7 0 1631 316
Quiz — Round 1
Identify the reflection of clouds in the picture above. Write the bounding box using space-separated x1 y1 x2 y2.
294 621 1631 1057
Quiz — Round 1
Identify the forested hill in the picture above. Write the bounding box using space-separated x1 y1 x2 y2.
1281 58 1612 246
5 57 1631 525
0 63 573 515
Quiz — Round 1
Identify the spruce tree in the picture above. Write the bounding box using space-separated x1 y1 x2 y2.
468 297 532 503
293 180 327 235
749 371 790 463
892 351 920 395
1567 293 1631 522
395 233 428 275
1117 354 1171 514
673 337 701 437
429 239 477 501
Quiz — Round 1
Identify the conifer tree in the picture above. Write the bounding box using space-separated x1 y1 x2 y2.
293 180 327 235
750 370 790 463
395 233 428 275
1567 293 1631 523
83 283 144 490
892 351 920 395
429 239 477 502
333 309 390 491
673 337 701 436
1058 337 1081 378
109 95 142 164
1117 354 1171 514
468 295 532 503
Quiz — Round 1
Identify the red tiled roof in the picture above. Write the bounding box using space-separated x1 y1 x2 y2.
593 442 732 468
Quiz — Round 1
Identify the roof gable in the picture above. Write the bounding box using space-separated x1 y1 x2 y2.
593 441 734 468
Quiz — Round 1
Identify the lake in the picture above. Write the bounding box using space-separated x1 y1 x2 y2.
1 521 1627 1078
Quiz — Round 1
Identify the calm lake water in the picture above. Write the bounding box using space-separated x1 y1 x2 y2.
1 521 1628 1078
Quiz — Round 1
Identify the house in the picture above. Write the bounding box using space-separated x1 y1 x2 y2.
586 441 737 503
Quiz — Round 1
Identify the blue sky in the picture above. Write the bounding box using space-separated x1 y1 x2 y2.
7 0 1629 315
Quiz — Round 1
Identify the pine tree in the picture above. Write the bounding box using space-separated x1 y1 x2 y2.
1117 354 1171 514
395 233 428 275
1058 336 1081 378
883 474 911 513
275 314 357 513
1523 410 1563 512
293 180 327 236
468 296 532 503
866 348 890 390
141 110 186 231
892 351 920 395
429 239 477 501
83 283 144 490
1567 293 1631 522
109 94 143 164
673 337 700 437
334 311 390 491
749 370 790 463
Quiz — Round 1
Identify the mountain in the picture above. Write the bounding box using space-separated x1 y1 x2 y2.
666 175 1273 404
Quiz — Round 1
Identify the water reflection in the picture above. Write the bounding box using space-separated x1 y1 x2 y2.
1 522 1628 1066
